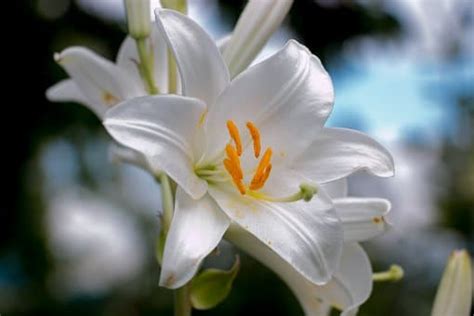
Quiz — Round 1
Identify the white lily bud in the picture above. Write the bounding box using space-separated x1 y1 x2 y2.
124 0 151 39
223 0 294 78
431 249 472 316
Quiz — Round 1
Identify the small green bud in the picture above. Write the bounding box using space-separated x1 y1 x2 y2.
299 183 318 202
124 0 151 39
190 256 240 310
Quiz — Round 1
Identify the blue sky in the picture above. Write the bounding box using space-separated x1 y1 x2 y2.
327 56 473 143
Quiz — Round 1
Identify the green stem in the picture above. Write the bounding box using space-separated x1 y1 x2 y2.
159 173 174 232
136 38 159 94
174 283 192 316
133 16 191 316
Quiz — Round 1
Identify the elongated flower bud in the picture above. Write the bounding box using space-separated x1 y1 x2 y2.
124 0 151 39
223 0 293 78
431 249 472 316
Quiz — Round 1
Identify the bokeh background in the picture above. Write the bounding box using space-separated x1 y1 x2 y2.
4 0 473 315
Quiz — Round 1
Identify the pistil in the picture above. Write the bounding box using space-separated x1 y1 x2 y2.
373 265 404 282
248 183 318 203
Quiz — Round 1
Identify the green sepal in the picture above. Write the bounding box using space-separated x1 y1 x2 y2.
190 256 240 310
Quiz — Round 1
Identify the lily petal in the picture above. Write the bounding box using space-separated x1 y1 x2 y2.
226 225 371 316
216 35 231 53
104 95 208 199
209 185 343 285
204 40 334 163
45 79 99 113
116 26 169 93
294 127 394 184
321 179 348 199
54 47 143 117
335 197 391 242
160 188 230 289
108 143 156 173
154 9 229 105
318 243 373 316
223 0 293 78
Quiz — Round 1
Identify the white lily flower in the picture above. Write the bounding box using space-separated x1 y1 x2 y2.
46 0 287 168
222 0 294 78
103 9 394 290
46 25 168 118
46 25 169 171
431 249 472 316
227 178 391 316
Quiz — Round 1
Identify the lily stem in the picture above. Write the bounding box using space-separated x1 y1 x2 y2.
159 173 174 232
136 38 159 94
133 21 192 316
174 283 192 316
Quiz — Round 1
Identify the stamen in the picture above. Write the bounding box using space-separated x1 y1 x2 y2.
260 164 272 185
223 159 246 195
234 179 247 195
246 121 261 158
249 164 272 191
223 159 241 180
225 144 243 179
226 120 243 156
250 148 272 189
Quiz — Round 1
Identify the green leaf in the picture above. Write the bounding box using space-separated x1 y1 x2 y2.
190 256 240 310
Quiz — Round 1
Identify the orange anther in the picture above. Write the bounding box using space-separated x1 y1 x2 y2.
250 164 272 190
234 179 247 195
246 121 261 158
223 158 246 195
255 148 272 176
226 120 242 156
225 144 243 178
223 158 241 180
250 148 272 190
260 163 272 186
